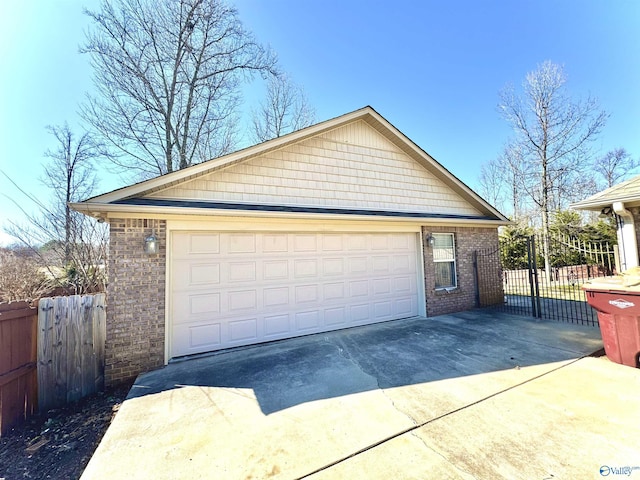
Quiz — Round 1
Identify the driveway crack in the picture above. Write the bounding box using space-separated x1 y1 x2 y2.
409 431 478 479
322 335 418 426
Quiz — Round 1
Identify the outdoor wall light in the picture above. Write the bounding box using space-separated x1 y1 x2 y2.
426 234 436 247
144 230 159 255
598 206 613 219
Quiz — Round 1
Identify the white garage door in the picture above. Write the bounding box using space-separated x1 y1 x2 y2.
170 231 420 358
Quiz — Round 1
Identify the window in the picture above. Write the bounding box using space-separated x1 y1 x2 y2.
432 233 456 289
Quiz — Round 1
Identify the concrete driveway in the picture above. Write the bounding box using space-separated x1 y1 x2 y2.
81 310 640 480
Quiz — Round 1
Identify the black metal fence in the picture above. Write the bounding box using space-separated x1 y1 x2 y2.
488 234 617 326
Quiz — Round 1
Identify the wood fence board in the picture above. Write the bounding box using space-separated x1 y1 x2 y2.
67 296 82 403
0 321 11 373
53 297 68 408
81 296 94 397
94 294 106 392
37 298 54 413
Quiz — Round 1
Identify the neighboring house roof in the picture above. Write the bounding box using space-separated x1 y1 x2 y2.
71 106 509 225
571 175 640 211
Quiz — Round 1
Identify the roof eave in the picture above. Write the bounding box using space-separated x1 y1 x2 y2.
69 201 510 227
571 196 640 211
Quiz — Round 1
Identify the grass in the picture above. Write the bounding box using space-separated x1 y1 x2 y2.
504 282 588 302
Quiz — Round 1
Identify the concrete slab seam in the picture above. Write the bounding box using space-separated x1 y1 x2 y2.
296 354 592 480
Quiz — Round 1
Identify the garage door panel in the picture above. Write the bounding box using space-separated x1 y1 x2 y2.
228 318 259 343
322 234 343 251
172 321 222 355
294 234 317 252
263 260 289 280
325 307 347 326
264 314 291 337
322 258 344 276
174 233 220 256
294 258 318 278
189 293 221 316
189 323 222 347
227 262 257 282
374 300 393 319
373 256 390 273
348 256 368 274
323 282 345 301
173 261 221 287
228 290 257 311
349 303 371 322
395 297 415 316
263 234 288 252
349 280 369 297
227 234 256 254
373 278 391 295
392 254 413 272
170 231 420 357
172 292 221 323
347 234 368 251
392 233 411 249
393 276 413 293
294 284 319 304
371 235 390 250
295 310 321 331
264 287 289 307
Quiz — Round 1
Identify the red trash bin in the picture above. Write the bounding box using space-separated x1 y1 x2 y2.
583 276 640 368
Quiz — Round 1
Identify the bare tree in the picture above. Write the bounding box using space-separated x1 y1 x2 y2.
0 247 52 302
593 148 639 188
43 123 99 264
251 73 316 143
498 60 608 278
2 124 108 294
478 157 506 213
479 143 527 220
81 0 277 179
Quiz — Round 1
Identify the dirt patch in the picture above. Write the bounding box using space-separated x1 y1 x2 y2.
0 382 132 480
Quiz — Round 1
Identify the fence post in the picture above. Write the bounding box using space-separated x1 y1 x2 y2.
527 236 542 318
472 251 480 307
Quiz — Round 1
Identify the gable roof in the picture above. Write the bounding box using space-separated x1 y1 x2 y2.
571 175 640 211
71 106 509 225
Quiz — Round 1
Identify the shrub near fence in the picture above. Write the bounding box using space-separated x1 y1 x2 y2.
0 301 38 436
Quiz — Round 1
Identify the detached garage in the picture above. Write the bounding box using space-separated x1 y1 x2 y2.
72 106 509 386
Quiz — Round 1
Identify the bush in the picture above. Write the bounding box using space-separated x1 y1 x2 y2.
0 247 53 302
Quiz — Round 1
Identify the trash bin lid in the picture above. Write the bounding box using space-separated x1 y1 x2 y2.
583 267 640 292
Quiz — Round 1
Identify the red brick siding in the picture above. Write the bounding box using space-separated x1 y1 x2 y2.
104 221 500 384
422 226 501 316
106 218 166 386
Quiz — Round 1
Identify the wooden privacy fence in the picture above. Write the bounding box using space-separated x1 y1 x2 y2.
0 294 106 436
0 301 38 436
38 294 106 412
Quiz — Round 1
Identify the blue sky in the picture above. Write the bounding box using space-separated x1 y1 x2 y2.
1 0 639 246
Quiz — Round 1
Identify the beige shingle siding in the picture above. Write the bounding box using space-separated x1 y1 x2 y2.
148 121 481 216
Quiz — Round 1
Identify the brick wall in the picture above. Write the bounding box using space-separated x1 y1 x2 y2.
106 218 166 386
422 226 501 317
